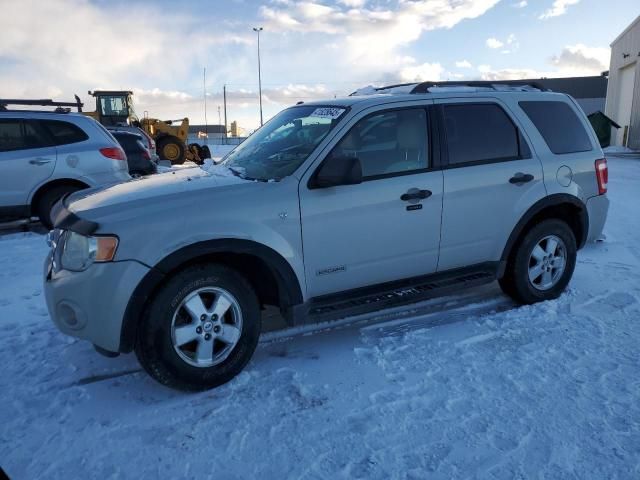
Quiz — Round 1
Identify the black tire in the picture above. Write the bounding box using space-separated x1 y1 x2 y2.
35 184 84 229
157 136 185 165
135 264 261 391
188 143 204 164
499 219 577 304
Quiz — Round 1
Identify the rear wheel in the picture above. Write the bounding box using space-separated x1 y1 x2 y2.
157 136 185 165
135 264 261 391
499 219 577 304
35 184 84 229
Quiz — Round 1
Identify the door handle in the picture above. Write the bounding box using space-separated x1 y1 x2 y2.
401 189 432 201
29 158 52 166
509 173 534 185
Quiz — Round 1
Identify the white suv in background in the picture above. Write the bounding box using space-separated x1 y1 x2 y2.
0 107 130 227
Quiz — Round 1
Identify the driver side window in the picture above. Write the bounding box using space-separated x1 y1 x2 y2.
330 108 429 179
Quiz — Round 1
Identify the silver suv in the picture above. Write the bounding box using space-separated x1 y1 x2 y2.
44 82 610 391
0 102 130 227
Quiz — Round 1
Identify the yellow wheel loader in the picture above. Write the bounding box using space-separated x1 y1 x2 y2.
85 90 204 165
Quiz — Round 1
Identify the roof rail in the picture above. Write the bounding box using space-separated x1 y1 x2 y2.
410 80 548 93
350 80 549 96
0 95 84 113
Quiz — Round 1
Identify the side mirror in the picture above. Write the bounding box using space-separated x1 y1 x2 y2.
313 155 363 188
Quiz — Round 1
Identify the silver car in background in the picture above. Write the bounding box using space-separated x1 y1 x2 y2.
0 108 130 227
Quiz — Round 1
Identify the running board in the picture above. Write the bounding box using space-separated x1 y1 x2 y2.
297 263 500 325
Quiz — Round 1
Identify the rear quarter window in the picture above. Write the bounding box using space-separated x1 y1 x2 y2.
40 120 89 146
519 100 592 154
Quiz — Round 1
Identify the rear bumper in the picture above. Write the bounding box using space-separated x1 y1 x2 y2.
44 255 149 352
586 194 609 242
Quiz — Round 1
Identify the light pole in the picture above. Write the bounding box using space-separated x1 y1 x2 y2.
253 26 264 126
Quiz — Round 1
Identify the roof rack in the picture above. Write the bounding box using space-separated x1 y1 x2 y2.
411 80 548 93
0 95 84 113
350 80 549 96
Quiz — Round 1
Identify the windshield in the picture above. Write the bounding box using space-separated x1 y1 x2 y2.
100 96 129 117
223 105 347 181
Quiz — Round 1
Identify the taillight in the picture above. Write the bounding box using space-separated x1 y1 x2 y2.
142 149 151 160
100 147 127 161
595 158 608 195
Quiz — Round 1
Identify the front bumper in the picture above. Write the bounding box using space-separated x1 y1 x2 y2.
44 253 150 352
586 194 610 242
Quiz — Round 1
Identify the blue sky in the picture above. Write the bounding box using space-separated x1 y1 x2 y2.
1 0 638 131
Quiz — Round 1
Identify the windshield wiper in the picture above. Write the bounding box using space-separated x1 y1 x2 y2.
228 166 266 182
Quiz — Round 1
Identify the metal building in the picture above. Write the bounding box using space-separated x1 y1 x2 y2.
605 15 640 149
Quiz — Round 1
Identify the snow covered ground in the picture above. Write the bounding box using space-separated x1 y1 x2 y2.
1 158 639 479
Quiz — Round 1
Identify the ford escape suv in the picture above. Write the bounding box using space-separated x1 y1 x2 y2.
0 99 130 227
44 82 609 391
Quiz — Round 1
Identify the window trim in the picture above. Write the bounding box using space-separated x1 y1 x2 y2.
309 105 436 187
437 101 533 170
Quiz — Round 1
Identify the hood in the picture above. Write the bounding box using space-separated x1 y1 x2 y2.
68 165 250 213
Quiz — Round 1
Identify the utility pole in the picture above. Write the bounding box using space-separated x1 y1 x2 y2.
223 84 228 145
203 67 208 144
253 27 264 127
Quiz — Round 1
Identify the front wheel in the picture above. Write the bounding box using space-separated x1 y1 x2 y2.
135 264 261 391
499 219 577 304
157 136 186 164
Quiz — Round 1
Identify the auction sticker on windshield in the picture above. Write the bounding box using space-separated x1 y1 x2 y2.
310 107 345 119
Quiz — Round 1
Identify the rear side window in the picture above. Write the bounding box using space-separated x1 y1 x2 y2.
519 101 592 154
40 120 89 146
24 121 55 149
0 120 25 152
443 103 521 166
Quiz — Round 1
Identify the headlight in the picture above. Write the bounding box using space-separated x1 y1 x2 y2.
60 232 118 272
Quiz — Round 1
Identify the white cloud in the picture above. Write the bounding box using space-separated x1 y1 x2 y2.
399 62 445 82
550 44 610 74
261 0 500 69
487 34 518 53
456 60 473 69
513 0 527 7
477 43 609 80
339 0 367 7
478 67 554 80
539 0 580 20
